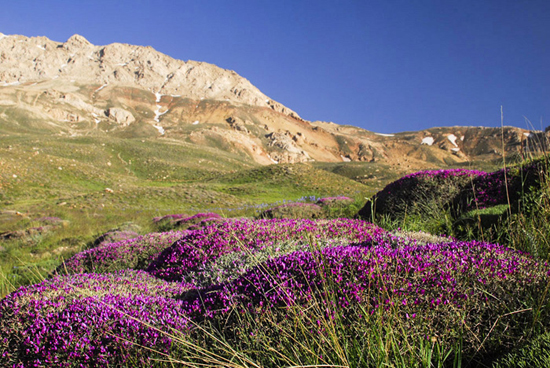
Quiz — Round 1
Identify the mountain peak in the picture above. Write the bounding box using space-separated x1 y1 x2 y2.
65 34 91 47
0 33 300 118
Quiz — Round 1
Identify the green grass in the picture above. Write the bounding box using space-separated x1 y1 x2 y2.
491 331 550 368
0 130 376 298
3 108 549 366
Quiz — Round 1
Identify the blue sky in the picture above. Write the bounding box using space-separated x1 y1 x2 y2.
1 0 548 133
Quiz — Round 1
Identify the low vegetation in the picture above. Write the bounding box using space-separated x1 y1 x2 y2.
2 140 550 366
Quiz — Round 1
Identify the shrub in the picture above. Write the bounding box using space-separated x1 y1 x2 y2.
258 202 323 219
174 212 223 229
91 229 140 247
57 230 187 275
153 212 221 231
187 238 352 287
0 270 191 367
146 218 386 283
317 196 354 206
180 240 550 366
358 169 484 222
90 222 142 248
453 158 545 214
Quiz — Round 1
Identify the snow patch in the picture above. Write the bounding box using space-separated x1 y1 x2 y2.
460 136 465 141
171 95 181 97
267 154 278 164
116 63 128 66
92 113 101 123
192 120 200 125
155 92 163 103
447 134 458 147
60 64 67 69
451 148 460 152
2 81 20 86
154 105 169 123
375 133 395 137
0 34 7 41
421 137 434 146
524 133 532 138
153 125 165 135
36 45 45 50
341 155 351 162
95 84 108 92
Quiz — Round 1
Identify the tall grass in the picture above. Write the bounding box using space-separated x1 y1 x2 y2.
171 239 463 368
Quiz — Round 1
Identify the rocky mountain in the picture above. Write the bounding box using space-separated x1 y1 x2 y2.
0 32 547 169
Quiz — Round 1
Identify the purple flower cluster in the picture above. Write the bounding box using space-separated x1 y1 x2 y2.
180 240 547 318
152 213 188 223
259 202 323 219
317 196 354 206
383 169 484 196
93 229 140 247
361 159 548 220
174 212 222 228
0 271 191 367
3 214 550 365
462 162 544 211
179 238 550 359
154 212 222 231
147 219 385 282
58 230 188 275
359 169 484 219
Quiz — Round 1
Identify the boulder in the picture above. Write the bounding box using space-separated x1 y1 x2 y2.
106 108 135 125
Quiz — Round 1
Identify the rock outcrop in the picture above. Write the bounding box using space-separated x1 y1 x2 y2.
0 33 301 118
106 108 135 125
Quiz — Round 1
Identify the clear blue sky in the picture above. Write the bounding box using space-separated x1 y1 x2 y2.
1 0 548 133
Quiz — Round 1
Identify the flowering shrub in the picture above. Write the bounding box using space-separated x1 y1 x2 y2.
0 270 191 367
187 238 352 287
3 214 550 366
154 212 222 231
454 160 545 212
258 202 323 219
174 212 223 229
57 230 187 275
361 159 548 224
358 169 484 221
317 196 354 206
180 240 550 360
92 229 140 247
153 213 188 223
147 219 386 283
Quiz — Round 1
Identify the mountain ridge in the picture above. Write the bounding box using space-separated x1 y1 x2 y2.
0 32 547 169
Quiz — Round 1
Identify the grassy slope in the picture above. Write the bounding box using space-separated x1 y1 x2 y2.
0 128 375 295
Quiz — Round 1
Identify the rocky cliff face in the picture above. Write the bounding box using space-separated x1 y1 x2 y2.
0 32 547 168
0 33 298 117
